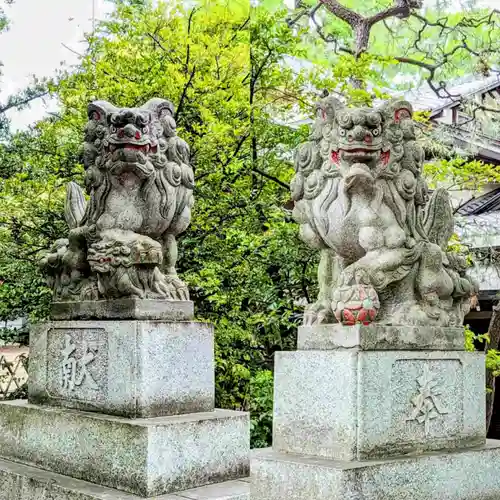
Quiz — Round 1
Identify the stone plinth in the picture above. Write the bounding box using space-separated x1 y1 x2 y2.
251 443 500 500
29 320 214 418
0 458 250 500
0 401 249 497
51 299 194 321
252 323 500 498
273 349 485 460
297 324 466 351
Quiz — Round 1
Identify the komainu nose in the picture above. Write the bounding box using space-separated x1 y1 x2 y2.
123 124 137 138
351 125 366 141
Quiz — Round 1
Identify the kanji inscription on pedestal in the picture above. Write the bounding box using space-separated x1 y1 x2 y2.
60 334 99 392
47 328 108 403
390 358 463 441
406 364 449 435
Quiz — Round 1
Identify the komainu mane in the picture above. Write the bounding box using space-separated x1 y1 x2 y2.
291 97 477 327
40 98 194 301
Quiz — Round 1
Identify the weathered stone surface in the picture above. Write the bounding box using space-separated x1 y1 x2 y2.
273 350 485 460
251 442 500 500
297 324 465 351
51 298 194 321
291 98 477 328
0 458 250 500
29 320 214 417
0 401 249 497
40 99 194 303
176 479 250 500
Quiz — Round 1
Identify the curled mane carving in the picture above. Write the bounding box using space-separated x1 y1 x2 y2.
291 97 476 328
40 97 194 302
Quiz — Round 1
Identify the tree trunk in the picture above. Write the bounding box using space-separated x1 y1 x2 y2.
350 22 370 89
486 302 500 433
354 22 370 56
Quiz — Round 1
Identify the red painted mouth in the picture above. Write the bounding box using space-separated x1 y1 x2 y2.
108 143 158 154
331 148 391 166
381 150 390 165
339 148 379 154
332 148 378 164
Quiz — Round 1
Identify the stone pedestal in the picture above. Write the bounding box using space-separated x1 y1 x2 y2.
0 401 248 497
0 300 250 499
251 324 500 499
29 319 214 417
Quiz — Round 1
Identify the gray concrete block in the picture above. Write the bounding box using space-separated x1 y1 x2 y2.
251 442 500 500
0 458 249 500
51 298 194 321
273 350 485 461
0 401 249 497
297 324 465 351
29 320 215 417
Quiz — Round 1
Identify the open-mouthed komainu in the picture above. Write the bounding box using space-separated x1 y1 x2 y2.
40 98 194 301
291 97 476 327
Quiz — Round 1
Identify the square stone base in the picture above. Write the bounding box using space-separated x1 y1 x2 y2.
29 319 214 417
274 349 485 461
0 458 249 500
0 401 249 497
251 442 500 499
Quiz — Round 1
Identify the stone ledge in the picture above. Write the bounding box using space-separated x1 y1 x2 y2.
51 298 194 321
0 401 249 497
0 458 250 500
251 441 500 499
297 324 465 351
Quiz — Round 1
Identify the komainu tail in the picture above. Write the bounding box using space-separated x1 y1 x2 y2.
65 181 87 229
423 188 454 250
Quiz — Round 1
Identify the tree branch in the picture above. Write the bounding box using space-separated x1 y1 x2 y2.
0 90 49 115
367 0 422 26
251 167 289 189
185 7 199 75
175 65 196 121
318 0 362 27
146 32 183 65
293 0 500 99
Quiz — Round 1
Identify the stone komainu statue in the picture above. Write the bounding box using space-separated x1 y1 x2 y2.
291 97 477 327
40 99 194 301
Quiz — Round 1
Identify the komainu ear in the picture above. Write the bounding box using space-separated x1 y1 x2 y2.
379 99 414 124
317 96 345 122
142 98 175 120
87 100 118 124
310 96 345 141
143 98 177 138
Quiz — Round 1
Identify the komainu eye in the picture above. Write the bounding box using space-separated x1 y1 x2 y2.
339 129 346 137
373 128 380 136
143 127 148 134
110 125 117 133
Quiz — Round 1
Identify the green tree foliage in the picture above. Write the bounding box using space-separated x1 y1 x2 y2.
0 0 325 446
2 0 500 446
288 0 500 91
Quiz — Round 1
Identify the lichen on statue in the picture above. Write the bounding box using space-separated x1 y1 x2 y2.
40 98 194 302
291 97 477 327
